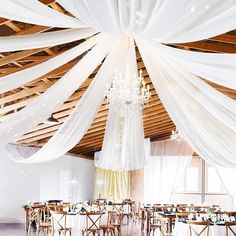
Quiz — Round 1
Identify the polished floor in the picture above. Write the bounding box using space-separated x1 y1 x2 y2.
0 223 160 236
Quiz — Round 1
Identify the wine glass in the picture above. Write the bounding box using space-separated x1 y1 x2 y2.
211 214 217 225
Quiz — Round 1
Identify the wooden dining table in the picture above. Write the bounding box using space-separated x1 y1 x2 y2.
158 212 177 236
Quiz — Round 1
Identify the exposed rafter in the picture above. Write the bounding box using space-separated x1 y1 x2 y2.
0 1 235 157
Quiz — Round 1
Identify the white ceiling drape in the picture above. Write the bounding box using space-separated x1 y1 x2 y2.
0 0 87 28
96 38 146 171
148 43 236 90
0 35 115 146
10 36 129 163
94 138 150 170
6 144 39 161
0 0 235 167
57 0 236 42
0 31 99 93
0 28 97 53
137 40 236 167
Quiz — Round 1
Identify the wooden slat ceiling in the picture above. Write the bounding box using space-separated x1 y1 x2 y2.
0 1 235 157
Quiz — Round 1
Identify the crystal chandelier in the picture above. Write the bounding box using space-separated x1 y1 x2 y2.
105 68 151 112
171 129 184 143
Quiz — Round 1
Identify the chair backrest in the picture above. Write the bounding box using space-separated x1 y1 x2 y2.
50 210 70 230
109 211 123 226
188 221 210 236
225 221 236 236
112 203 123 212
85 212 104 231
38 206 51 225
26 205 41 231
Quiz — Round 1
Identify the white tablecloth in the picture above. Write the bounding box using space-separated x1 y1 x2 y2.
173 221 236 236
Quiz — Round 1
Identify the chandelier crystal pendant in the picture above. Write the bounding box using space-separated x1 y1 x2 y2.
171 129 184 143
105 68 151 113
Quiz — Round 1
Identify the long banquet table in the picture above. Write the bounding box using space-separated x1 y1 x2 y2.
173 221 236 236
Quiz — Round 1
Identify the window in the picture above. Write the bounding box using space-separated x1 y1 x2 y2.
175 157 201 193
172 157 231 209
186 167 199 192
206 166 225 193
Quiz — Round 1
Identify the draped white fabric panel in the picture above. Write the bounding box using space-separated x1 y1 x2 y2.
0 33 99 93
97 39 146 171
138 40 236 167
141 0 236 43
0 0 235 165
6 144 39 161
144 140 193 203
57 0 236 43
0 35 114 146
0 28 96 53
94 138 150 168
216 166 236 210
0 0 87 28
97 108 146 170
11 36 128 163
152 43 236 89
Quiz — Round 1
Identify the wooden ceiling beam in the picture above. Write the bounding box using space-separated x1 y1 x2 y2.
72 131 172 155
30 123 175 150
16 99 168 143
74 125 175 149
210 33 236 45
177 40 236 53
0 48 48 67
20 114 172 144
16 97 166 141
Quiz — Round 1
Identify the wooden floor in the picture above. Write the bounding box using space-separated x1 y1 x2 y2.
0 223 160 236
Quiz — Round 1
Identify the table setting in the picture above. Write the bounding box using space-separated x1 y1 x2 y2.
173 212 236 236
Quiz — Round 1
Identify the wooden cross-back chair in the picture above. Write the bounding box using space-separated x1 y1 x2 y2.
112 203 124 213
100 211 116 236
122 200 135 225
37 206 52 236
149 209 161 236
109 210 123 235
26 204 42 235
188 221 211 236
50 210 72 236
82 212 104 236
225 221 236 236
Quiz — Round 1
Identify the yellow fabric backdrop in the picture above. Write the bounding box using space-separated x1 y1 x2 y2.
94 168 130 201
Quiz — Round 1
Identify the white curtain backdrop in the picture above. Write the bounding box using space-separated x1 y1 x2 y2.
216 166 236 210
0 0 87 28
0 0 235 166
144 140 193 203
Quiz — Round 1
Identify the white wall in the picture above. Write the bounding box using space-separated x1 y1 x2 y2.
0 146 95 223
